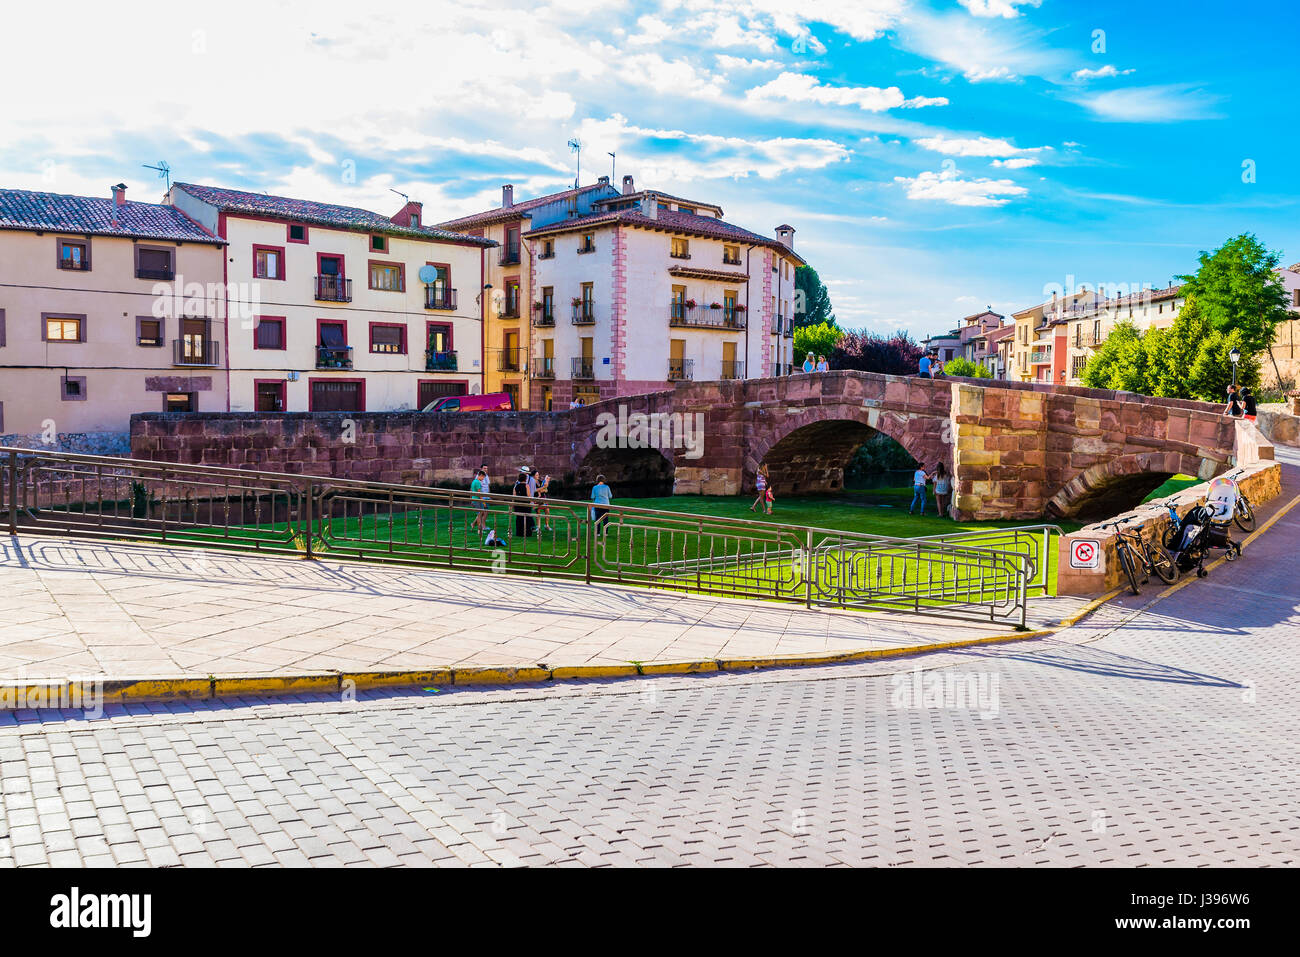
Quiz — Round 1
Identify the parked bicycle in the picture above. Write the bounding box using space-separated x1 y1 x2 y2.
1100 516 1179 595
1221 470 1256 531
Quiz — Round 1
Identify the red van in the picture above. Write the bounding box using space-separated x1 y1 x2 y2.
422 392 514 413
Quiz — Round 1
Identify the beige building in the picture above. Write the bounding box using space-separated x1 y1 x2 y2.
0 183 227 451
168 184 493 413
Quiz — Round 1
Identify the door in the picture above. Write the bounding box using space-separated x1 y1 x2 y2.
255 381 285 412
503 330 520 371
182 318 210 363
722 340 737 378
310 380 363 412
669 338 685 379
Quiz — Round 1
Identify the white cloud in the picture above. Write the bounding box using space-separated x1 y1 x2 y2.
1071 64 1136 80
895 9 1066 83
915 135 1038 158
957 0 1042 18
715 54 787 71
990 157 1040 168
893 167 1029 207
747 72 948 112
1072 83 1226 122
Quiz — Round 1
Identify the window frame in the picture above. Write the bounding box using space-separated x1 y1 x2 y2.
286 223 310 244
308 377 366 413
136 316 165 348
56 236 92 271
164 392 197 413
370 235 388 253
254 316 287 351
252 243 286 281
135 244 176 280
425 321 454 354
42 312 86 343
367 259 405 293
60 375 87 401
253 379 288 413
368 321 408 355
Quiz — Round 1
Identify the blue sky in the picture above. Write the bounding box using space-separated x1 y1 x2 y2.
2 0 1294 336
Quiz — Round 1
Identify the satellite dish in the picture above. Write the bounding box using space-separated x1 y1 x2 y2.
418 265 440 284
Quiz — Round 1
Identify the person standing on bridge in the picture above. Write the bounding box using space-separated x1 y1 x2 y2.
1240 385 1258 422
908 465 930 516
1224 384 1244 418
918 352 932 378
816 355 830 373
802 352 816 374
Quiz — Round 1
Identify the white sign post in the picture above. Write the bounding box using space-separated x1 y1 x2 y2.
1070 539 1100 569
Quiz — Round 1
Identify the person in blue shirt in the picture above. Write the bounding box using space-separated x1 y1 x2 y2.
918 353 932 378
802 352 815 373
591 474 613 534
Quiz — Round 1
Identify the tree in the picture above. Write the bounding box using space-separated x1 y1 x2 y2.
793 321 843 361
942 356 990 378
831 331 923 375
1176 233 1290 378
794 264 835 329
1082 320 1148 392
1187 327 1260 401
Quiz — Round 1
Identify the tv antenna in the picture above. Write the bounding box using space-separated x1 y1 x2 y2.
568 138 582 188
608 151 616 183
389 187 410 205
143 161 171 191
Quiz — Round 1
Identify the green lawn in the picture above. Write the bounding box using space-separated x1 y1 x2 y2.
1143 474 1201 501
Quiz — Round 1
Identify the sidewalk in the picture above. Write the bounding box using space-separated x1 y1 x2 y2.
0 534 1087 684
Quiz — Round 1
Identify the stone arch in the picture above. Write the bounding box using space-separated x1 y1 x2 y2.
573 443 675 497
1046 451 1202 521
750 406 950 495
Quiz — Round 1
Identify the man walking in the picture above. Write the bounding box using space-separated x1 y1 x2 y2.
908 464 930 515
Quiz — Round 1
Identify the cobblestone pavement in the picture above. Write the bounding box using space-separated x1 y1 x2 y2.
1 457 1296 867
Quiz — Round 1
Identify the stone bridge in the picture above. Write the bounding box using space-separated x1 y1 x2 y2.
130 371 1254 521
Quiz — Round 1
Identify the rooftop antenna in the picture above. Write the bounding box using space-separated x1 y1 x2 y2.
143 160 171 191
389 187 410 206
608 151 616 183
568 138 582 188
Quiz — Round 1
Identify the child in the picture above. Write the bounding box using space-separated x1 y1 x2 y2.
751 465 770 513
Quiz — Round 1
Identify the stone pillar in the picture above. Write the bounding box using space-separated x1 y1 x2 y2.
950 382 1048 521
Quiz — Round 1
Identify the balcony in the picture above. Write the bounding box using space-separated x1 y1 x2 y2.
1029 349 1052 366
668 358 695 382
668 302 746 330
58 258 91 271
535 356 556 379
572 357 596 379
173 338 219 367
500 302 521 319
425 350 458 372
572 302 596 325
1073 327 1107 349
499 248 521 266
316 345 354 370
537 248 555 260
720 360 745 380
315 275 353 302
137 266 175 281
576 241 596 255
670 251 692 260
722 254 742 266
532 306 556 327
771 314 792 337
425 287 456 310
497 348 523 373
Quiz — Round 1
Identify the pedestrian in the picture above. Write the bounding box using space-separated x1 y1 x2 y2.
512 469 535 538
908 464 930 516
1224 384 1244 418
590 473 613 535
470 467 489 534
802 352 815 373
932 355 944 377
521 465 538 497
816 354 830 373
932 462 951 517
1240 385 1257 421
536 473 553 530
479 464 491 495
918 351 932 378
750 464 770 513
568 397 580 410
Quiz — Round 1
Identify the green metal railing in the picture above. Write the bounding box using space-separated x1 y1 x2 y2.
2 448 1044 626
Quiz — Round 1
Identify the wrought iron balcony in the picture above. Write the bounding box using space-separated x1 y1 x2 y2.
425 349 458 372
576 240 596 254
534 356 556 379
58 257 91 271
316 345 354 370
500 302 521 319
721 254 742 266
425 287 456 310
315 275 353 302
668 303 746 330
1029 349 1052 365
668 358 695 381
173 338 219 367
532 307 555 327
499 247 521 266
497 348 523 373
720 360 745 380
572 302 596 325
137 266 175 281
572 357 595 379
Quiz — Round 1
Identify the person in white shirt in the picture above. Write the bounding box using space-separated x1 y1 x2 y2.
908 466 930 516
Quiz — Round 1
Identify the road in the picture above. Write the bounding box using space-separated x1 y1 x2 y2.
1 458 1297 867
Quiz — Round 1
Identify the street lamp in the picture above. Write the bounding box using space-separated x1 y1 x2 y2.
1229 346 1241 388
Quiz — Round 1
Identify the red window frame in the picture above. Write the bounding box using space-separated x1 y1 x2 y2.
425 321 454 352
316 252 346 278
252 244 286 281
367 259 405 292
286 223 310 244
316 317 348 346
307 377 366 412
253 379 287 412
253 316 287 350
368 321 407 355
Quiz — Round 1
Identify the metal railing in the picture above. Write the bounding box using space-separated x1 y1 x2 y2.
668 358 695 381
572 356 595 379
316 345 354 369
497 348 522 372
425 287 456 310
720 360 744 380
535 356 556 379
0 448 1041 626
425 349 457 372
315 275 353 302
173 338 219 367
669 303 746 330
572 302 596 325
499 248 521 266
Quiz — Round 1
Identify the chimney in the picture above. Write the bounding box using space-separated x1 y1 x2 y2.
112 183 127 206
622 174 635 195
639 194 658 221
775 224 795 249
597 175 609 186
502 184 514 209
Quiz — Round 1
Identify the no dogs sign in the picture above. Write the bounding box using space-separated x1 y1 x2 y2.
1070 540 1100 569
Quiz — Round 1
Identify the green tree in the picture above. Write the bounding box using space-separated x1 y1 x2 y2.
1082 319 1150 392
793 321 843 361
794 265 835 329
942 356 990 378
1176 233 1290 378
1187 327 1260 402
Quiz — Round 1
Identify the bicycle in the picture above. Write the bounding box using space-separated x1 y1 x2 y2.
1101 516 1179 595
1224 470 1256 531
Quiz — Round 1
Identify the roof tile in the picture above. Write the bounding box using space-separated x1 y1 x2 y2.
0 187 222 243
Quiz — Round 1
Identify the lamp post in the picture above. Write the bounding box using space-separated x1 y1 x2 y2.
1229 346 1241 388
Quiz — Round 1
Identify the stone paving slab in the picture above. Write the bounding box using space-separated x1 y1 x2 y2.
0 535 1082 681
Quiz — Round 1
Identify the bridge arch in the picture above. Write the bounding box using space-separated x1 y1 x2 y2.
571 440 676 497
1045 451 1200 521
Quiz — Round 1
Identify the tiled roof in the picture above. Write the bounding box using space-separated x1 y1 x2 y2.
436 183 616 230
0 187 223 243
985 325 1015 341
594 190 724 216
667 265 751 282
174 183 493 245
524 207 805 264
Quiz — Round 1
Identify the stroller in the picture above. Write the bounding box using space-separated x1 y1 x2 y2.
1160 480 1243 578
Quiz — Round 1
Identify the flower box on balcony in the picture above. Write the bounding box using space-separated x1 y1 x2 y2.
710 302 722 309
685 299 697 308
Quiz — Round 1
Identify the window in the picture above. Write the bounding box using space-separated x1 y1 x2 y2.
427 323 452 354
1294 289 1300 308
369 261 404 292
504 279 520 317
369 323 406 354
723 244 740 265
253 245 285 280
57 238 90 270
370 235 388 253
136 246 175 280
0 309 5 347
504 226 521 262
578 232 595 254
254 317 286 350
45 315 84 341
165 392 196 412
61 376 86 401
310 379 364 412
137 317 164 347
255 381 286 412
287 223 308 243
1071 355 1088 379
678 205 695 215
539 239 555 259
540 286 555 323
409 213 420 228
670 237 690 259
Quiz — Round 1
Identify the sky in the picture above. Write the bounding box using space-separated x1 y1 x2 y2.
2 0 1295 337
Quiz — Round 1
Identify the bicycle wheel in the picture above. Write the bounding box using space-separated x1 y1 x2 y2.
1147 544 1179 584
1234 496 1256 532
1117 546 1141 596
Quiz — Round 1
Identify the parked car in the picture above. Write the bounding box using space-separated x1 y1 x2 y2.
421 392 514 413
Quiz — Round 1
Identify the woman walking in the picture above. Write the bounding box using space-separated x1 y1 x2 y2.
590 474 613 536
751 465 771 513
908 464 930 516
512 470 535 538
932 462 952 518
